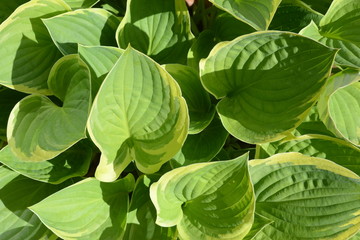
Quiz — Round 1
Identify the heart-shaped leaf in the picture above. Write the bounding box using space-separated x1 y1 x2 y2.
30 174 135 240
208 0 281 31
7 54 91 161
0 166 70 240
317 69 360 146
87 47 189 182
200 31 337 144
0 142 92 184
43 8 119 55
62 0 100 9
164 64 215 134
0 0 70 94
124 175 176 240
150 153 255 240
249 152 360 239
116 0 194 64
300 21 360 68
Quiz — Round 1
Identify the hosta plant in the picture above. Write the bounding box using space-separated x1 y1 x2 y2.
0 0 360 239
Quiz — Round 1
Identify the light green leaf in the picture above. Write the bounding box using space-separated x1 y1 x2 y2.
78 45 123 97
200 31 337 144
0 142 92 184
0 0 70 94
208 0 281 31
317 69 360 146
43 8 119 55
249 152 360 239
171 117 229 167
164 64 215 134
87 47 189 182
261 135 360 175
243 213 273 240
150 153 255 240
300 21 360 68
7 54 91 161
116 0 194 64
62 0 99 9
30 174 135 240
350 231 360 240
0 87 26 140
0 0 29 23
124 175 176 240
0 166 69 240
319 0 360 45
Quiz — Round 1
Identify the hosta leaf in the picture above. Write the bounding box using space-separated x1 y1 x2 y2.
43 8 119 55
78 45 123 96
150 153 255 240
0 142 92 184
269 2 323 33
317 69 360 146
171 117 229 167
117 0 193 64
0 87 26 140
0 166 69 240
261 135 360 175
243 213 273 240
164 64 215 134
200 31 336 144
87 47 188 182
319 0 360 45
249 152 360 239
300 21 360 68
124 175 176 240
300 0 332 14
0 0 29 23
212 12 256 41
208 0 281 31
62 0 99 9
0 0 70 94
7 54 91 161
30 175 135 240
351 231 360 240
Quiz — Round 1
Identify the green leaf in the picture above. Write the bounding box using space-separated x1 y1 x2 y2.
0 87 26 140
243 213 273 240
0 166 69 240
300 0 332 14
164 64 215 134
317 69 360 146
208 0 282 31
116 0 193 64
171 117 229 168
261 135 360 175
150 153 255 240
0 142 92 184
30 174 135 240
269 2 323 33
200 31 337 144
43 8 119 55
0 0 70 94
78 45 123 97
249 152 360 239
0 0 29 23
87 47 189 182
62 0 99 9
212 12 256 41
7 54 91 161
319 0 360 45
350 231 360 240
124 175 176 240
300 21 360 68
